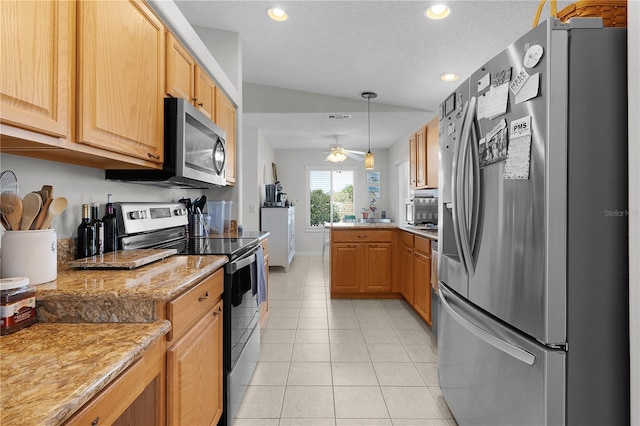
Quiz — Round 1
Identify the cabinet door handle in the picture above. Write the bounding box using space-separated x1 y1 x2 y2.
198 291 209 302
147 153 160 160
213 305 222 316
370 244 378 248
358 235 367 239
198 102 204 107
91 417 100 425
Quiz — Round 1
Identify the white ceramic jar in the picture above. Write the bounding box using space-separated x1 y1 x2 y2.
1 229 57 284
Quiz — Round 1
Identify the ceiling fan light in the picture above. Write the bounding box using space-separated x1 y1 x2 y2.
365 151 374 170
326 151 347 162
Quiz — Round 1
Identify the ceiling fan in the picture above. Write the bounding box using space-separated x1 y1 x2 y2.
324 144 365 163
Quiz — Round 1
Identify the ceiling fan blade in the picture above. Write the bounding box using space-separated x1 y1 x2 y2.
345 149 366 155
344 151 364 161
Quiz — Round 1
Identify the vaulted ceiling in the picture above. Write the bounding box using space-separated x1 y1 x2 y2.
175 1 572 151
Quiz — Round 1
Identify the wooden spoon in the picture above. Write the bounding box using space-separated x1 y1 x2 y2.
20 192 42 230
41 197 67 229
5 196 23 231
32 193 51 230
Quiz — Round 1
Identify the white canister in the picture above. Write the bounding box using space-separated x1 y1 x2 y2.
1 229 57 285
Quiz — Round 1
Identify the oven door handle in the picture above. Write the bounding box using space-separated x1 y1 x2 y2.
226 245 260 274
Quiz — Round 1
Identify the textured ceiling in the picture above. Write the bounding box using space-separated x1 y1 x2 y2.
175 0 572 151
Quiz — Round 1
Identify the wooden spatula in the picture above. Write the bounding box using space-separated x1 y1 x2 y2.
20 192 42 230
5 196 23 231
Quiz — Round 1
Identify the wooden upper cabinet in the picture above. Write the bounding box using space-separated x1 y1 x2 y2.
0 0 72 139
215 89 236 185
194 65 216 121
416 126 427 187
166 32 195 101
409 116 439 189
426 116 439 188
409 133 417 187
76 0 165 164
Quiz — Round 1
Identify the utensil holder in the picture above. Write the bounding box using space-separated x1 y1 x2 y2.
188 214 205 237
1 229 57 284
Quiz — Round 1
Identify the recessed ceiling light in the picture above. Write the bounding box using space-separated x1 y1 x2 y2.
426 4 451 20
267 7 288 22
441 73 459 82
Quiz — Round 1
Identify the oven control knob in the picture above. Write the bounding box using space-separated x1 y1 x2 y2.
175 208 188 216
129 210 145 220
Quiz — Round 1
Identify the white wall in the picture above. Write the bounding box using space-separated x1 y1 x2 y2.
242 126 275 231
0 153 228 239
272 148 392 255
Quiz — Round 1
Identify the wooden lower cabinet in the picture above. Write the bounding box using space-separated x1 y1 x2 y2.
330 229 395 297
400 234 415 303
166 268 224 426
413 236 432 326
167 301 223 426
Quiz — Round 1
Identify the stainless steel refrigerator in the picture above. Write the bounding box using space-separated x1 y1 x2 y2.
437 17 629 425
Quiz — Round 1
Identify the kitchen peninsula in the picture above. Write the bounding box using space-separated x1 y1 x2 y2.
329 222 438 326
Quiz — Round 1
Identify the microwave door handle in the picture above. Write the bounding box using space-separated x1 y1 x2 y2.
451 101 469 273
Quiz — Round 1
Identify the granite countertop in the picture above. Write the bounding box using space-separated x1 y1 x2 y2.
0 320 171 426
329 222 438 240
329 222 399 229
36 255 228 323
399 225 439 240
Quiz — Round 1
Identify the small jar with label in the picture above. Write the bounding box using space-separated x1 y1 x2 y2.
1 277 37 335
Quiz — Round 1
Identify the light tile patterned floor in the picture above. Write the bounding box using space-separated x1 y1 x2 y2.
234 255 457 426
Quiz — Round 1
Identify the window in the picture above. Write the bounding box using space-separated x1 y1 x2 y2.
308 169 354 227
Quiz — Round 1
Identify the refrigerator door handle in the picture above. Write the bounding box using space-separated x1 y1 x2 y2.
457 97 478 276
468 104 481 256
439 286 537 366
451 101 469 273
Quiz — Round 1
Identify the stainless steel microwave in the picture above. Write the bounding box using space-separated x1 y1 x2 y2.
405 195 438 225
106 98 227 188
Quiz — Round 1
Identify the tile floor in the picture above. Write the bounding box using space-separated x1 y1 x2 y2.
233 255 457 426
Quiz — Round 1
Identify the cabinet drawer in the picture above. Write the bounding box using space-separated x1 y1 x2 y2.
415 236 431 255
167 268 223 342
332 229 393 243
401 231 414 247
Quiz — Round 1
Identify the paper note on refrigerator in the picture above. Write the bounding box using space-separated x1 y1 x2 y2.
503 134 532 179
515 73 540 104
484 83 509 119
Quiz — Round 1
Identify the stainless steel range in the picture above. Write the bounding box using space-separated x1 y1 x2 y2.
115 202 262 426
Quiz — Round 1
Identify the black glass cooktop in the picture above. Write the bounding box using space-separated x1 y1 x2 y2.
184 236 261 258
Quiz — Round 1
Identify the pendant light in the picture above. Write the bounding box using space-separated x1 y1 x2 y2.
362 91 377 170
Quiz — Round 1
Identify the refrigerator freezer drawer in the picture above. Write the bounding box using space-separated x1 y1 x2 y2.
438 285 565 425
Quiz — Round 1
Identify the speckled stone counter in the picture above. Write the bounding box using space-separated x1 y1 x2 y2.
0 320 170 426
329 222 438 240
36 255 228 322
329 222 398 229
399 224 439 240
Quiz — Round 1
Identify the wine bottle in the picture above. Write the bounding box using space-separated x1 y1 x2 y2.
102 194 118 253
77 204 96 259
91 202 104 255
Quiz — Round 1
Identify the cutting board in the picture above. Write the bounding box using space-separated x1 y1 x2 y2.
67 248 177 269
